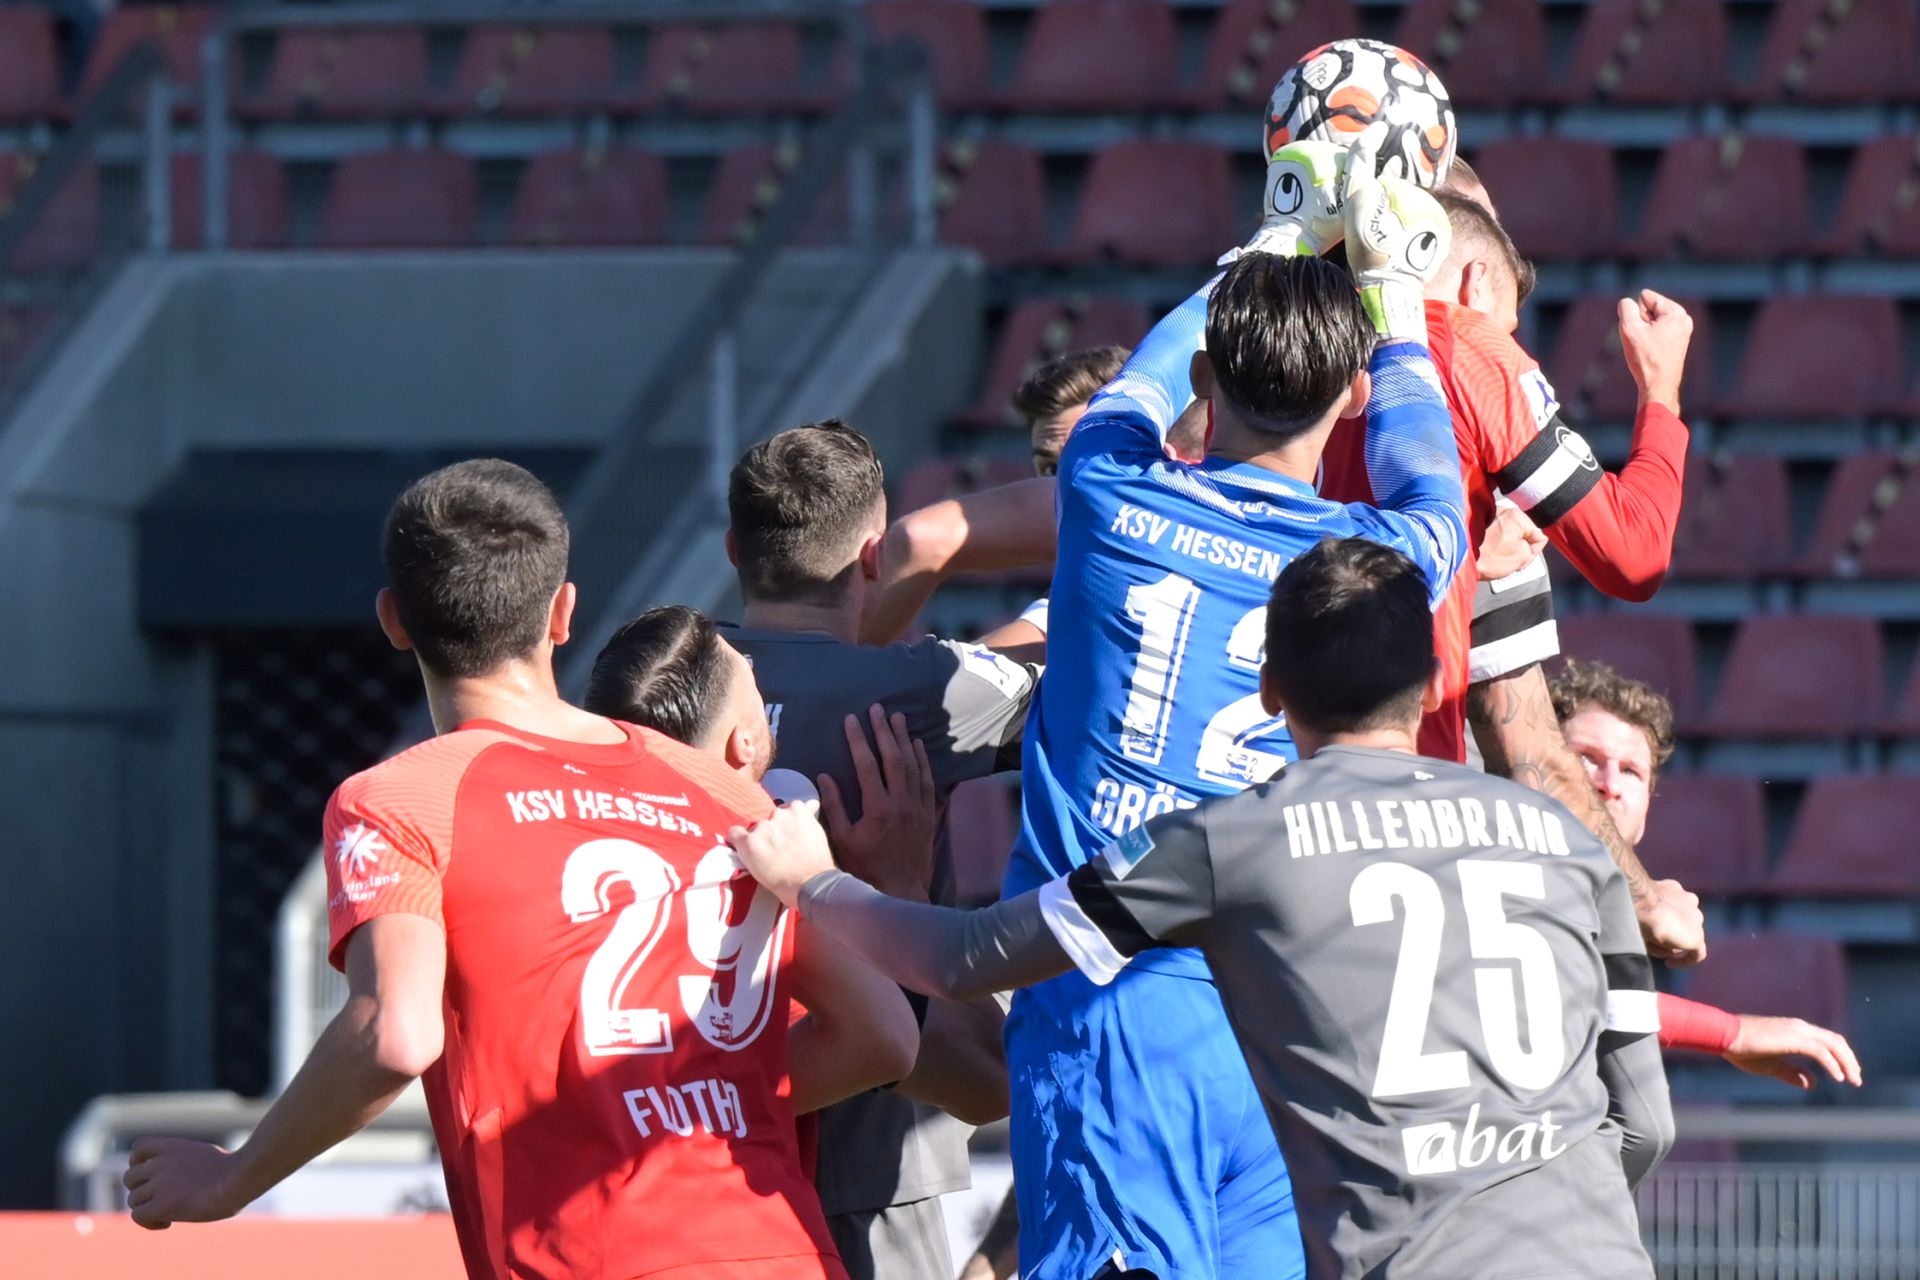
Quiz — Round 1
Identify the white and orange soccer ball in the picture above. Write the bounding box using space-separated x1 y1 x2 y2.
1266 39 1458 188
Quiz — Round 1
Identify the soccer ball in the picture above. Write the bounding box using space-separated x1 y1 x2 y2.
1265 39 1457 188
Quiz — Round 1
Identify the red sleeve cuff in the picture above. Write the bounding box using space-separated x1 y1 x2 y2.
1659 992 1739 1054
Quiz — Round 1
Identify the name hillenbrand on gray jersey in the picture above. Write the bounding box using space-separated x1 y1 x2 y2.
1047 746 1668 1280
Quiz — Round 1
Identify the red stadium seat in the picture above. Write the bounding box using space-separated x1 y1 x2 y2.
1822 136 1920 258
863 2 995 110
169 151 290 250
318 150 478 250
1468 138 1617 260
1546 293 1715 419
1795 451 1904 577
1721 296 1903 420
1746 0 1918 105
1006 0 1182 112
1681 931 1850 1032
1632 136 1811 261
967 295 1150 425
936 141 1049 266
1773 776 1920 897
946 776 1018 904
509 147 669 248
1670 453 1792 580
1562 0 1730 105
637 23 826 115
444 26 616 117
1701 615 1883 738
1858 469 1920 578
1195 0 1361 110
1062 141 1238 267
78 5 218 103
1396 0 1548 109
242 29 428 121
1555 612 1700 725
698 142 847 247
0 9 62 123
1636 774 1767 896
0 152 99 272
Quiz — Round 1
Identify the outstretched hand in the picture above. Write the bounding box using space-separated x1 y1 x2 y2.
818 705 939 901
1724 1015 1863 1090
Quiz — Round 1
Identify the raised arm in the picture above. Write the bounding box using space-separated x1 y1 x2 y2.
863 477 1059 646
1492 292 1691 602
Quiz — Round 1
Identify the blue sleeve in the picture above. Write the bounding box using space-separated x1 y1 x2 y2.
1350 340 1469 608
1059 279 1212 476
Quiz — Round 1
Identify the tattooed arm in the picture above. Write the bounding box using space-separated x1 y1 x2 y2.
1468 662 1706 965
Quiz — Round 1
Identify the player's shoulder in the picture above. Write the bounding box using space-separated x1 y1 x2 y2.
925 636 1036 702
329 726 527 816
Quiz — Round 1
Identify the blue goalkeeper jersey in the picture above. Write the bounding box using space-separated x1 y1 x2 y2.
1004 281 1469 980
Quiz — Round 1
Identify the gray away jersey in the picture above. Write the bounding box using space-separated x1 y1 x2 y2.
726 625 1035 1223
1045 746 1669 1280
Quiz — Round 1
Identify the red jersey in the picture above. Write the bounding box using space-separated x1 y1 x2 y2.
1322 301 1688 761
323 719 846 1280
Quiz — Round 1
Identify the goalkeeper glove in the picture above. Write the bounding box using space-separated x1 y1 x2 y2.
1220 139 1347 264
1343 165 1452 344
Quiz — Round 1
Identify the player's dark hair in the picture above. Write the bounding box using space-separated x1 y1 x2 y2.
1435 190 1537 307
1264 538 1434 734
1549 659 1677 776
1012 345 1130 428
729 419 886 605
1205 253 1373 441
382 458 570 678
584 605 732 746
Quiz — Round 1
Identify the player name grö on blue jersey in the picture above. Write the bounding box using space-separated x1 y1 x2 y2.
1110 503 1288 581
1280 795 1574 862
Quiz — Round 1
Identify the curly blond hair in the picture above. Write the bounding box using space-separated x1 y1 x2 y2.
1549 659 1676 775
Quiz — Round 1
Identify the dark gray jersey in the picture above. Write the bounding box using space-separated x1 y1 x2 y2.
726 625 1036 1220
1043 745 1667 1280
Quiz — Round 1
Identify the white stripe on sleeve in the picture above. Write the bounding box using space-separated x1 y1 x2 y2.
1606 989 1662 1035
1506 439 1587 512
1037 876 1130 986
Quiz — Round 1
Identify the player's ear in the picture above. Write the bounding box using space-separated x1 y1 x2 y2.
375 588 413 652
1460 259 1490 312
1420 658 1445 714
858 532 884 583
1258 662 1285 717
1345 368 1372 420
723 722 758 773
548 582 578 647
724 528 740 568
1189 350 1215 401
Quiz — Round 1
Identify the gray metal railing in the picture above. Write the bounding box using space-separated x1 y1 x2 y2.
0 41 175 417
1640 1162 1920 1278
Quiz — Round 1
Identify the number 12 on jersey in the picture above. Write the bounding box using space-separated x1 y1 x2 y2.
1120 571 1290 787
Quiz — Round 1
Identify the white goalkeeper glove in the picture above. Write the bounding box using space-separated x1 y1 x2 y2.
1220 139 1347 264
1343 162 1451 344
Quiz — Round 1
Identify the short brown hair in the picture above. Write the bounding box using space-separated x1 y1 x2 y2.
1549 659 1677 774
585 605 731 746
1012 345 1129 426
382 458 569 678
728 420 885 604
1434 190 1536 308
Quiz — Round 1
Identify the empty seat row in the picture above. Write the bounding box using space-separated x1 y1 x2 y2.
1677 932 1852 1037
1481 135 1920 262
24 0 1915 125
1642 776 1920 901
1557 612 1919 736
1672 450 1920 581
